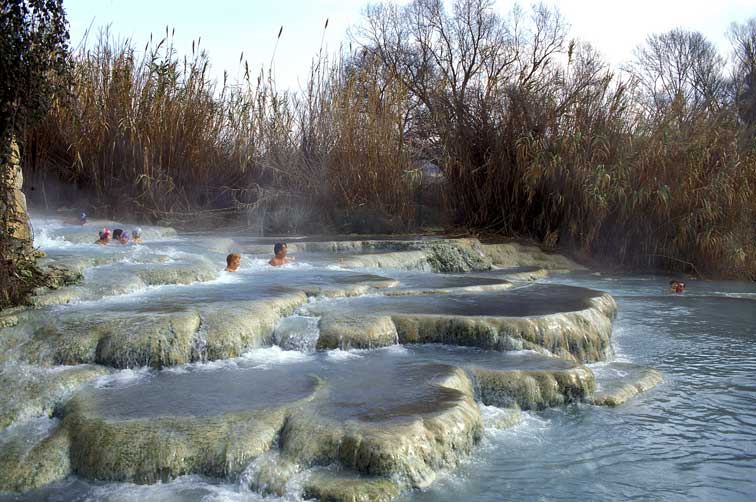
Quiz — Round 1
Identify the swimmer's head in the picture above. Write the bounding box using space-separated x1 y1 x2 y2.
132 228 142 238
273 242 287 257
118 232 129 243
112 228 123 240
226 253 241 271
99 228 111 240
79 212 87 221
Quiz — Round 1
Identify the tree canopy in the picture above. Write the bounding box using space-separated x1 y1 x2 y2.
0 0 70 147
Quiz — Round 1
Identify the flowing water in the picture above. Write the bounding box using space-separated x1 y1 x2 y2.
1 216 755 501
415 275 756 501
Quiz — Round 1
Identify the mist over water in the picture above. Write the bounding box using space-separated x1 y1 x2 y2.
2 217 755 501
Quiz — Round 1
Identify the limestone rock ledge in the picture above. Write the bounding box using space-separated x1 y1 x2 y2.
303 471 401 502
591 362 663 406
0 363 109 431
312 285 618 363
0 422 71 492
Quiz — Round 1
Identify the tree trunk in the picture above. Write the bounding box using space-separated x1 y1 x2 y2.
1 138 33 260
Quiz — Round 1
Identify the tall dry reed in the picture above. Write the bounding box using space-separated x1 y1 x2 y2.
22 2 756 278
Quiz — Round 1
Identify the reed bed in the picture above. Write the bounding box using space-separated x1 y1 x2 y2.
22 1 756 278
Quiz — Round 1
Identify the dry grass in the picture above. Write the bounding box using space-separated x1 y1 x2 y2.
21 3 756 278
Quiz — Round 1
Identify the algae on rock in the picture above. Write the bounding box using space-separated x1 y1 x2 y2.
471 365 595 410
0 422 71 492
303 471 402 502
591 362 663 406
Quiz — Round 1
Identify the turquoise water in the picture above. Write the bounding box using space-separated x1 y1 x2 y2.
413 276 756 501
2 217 755 501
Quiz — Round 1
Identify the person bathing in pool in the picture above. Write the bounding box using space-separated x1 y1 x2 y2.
670 280 685 294
94 228 111 245
117 231 130 245
269 242 293 267
225 253 241 272
131 228 143 244
66 212 87 225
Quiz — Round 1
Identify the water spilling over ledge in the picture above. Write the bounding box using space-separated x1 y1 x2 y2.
0 216 676 500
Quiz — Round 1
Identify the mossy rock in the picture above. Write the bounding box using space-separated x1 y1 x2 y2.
12 292 309 369
480 242 584 271
341 250 431 271
201 292 308 360
303 471 402 502
0 423 71 492
591 362 663 406
280 365 482 489
310 285 617 363
316 314 398 350
471 364 596 410
61 373 321 483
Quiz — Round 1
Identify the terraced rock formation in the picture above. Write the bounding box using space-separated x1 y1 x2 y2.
0 221 664 500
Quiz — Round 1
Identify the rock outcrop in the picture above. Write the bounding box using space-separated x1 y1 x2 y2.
1 140 32 253
591 362 663 406
310 284 617 363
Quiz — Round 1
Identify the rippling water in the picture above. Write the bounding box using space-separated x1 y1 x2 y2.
414 275 756 501
3 218 755 501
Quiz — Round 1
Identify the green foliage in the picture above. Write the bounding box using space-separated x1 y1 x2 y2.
0 0 70 145
1 0 70 308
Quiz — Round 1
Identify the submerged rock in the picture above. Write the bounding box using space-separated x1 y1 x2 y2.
341 250 431 271
406 346 595 411
305 238 581 274
487 267 550 282
52 353 481 496
6 291 312 368
382 273 513 296
337 239 492 273
591 362 663 406
5 221 641 498
6 270 407 369
274 316 321 352
243 451 301 496
29 255 216 307
201 292 308 360
316 314 398 350
480 404 523 430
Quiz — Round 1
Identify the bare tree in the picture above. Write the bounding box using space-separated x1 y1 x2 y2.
631 28 726 114
728 18 756 135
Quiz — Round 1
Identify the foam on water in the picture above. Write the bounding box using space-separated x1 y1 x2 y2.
239 451 310 500
33 225 75 249
0 416 59 445
325 348 365 361
77 475 273 502
162 346 315 375
94 367 154 389
237 346 314 369
273 315 321 352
